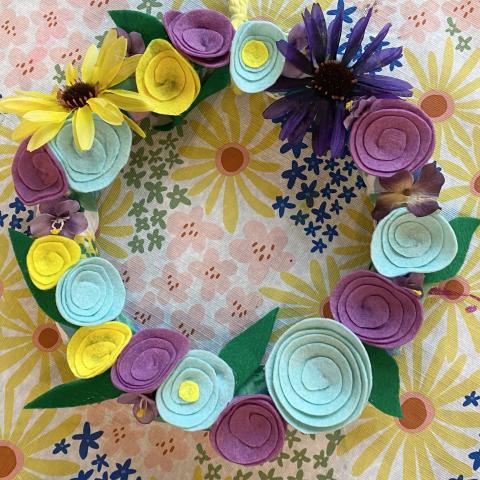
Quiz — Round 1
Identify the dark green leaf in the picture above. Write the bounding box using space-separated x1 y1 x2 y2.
68 191 97 212
235 365 268 396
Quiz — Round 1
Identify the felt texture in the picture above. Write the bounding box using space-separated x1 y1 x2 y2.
364 343 402 417
371 207 458 277
26 234 81 290
12 137 68 206
69 191 98 212
117 393 159 424
67 321 132 379
349 98 435 177
9 229 78 330
219 307 278 394
331 270 423 349
55 257 126 326
111 328 189 393
155 349 235 431
209 394 286 466
48 116 132 193
136 39 200 116
24 370 123 409
424 217 480 284
235 366 268 396
164 9 234 67
265 317 372 433
230 21 286 93
109 10 168 46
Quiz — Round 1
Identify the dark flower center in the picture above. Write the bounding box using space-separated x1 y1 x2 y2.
311 60 357 101
58 81 97 109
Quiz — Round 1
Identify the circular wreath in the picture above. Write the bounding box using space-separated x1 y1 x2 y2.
1 1 471 468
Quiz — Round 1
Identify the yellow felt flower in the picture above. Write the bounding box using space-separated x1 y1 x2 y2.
26 235 81 290
67 321 132 378
136 39 200 116
0 30 153 152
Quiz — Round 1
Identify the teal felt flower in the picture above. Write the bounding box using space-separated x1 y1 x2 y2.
49 116 132 193
371 207 458 277
155 350 234 431
265 317 372 433
230 20 286 93
56 257 126 326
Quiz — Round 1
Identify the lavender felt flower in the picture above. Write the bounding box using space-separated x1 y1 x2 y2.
30 199 88 238
117 393 159 424
263 3 412 157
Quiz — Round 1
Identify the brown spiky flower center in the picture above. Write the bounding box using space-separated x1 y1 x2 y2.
58 82 97 109
311 60 357 101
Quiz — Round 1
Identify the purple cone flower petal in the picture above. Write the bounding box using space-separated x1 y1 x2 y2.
342 8 371 66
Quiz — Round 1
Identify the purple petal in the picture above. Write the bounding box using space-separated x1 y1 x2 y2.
38 200 60 215
263 91 312 119
29 214 56 237
371 193 406 221
312 98 333 156
330 102 346 158
327 1 344 60
355 47 403 75
354 75 413 97
342 8 372 66
117 393 140 405
283 23 309 78
54 199 81 217
63 212 88 236
279 108 309 141
267 76 310 92
379 170 414 192
288 107 316 145
414 163 445 197
352 22 391 72
303 4 327 65
407 198 441 217
129 31 145 55
276 40 313 75
392 272 425 291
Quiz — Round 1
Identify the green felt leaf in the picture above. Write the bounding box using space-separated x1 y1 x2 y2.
364 343 402 418
25 370 122 409
235 366 268 396
8 229 77 331
424 217 480 284
109 10 168 46
219 307 278 393
69 191 97 212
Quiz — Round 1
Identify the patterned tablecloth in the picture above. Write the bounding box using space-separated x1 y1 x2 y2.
1 0 480 479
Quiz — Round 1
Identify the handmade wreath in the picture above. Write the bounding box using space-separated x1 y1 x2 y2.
1 1 479 468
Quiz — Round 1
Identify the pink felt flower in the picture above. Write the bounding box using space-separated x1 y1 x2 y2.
50 31 90 66
399 0 440 43
171 304 216 344
151 263 193 305
0 9 29 46
119 255 148 294
166 206 223 259
32 0 74 41
229 220 295 284
6 46 49 90
188 249 237 301
70 0 130 28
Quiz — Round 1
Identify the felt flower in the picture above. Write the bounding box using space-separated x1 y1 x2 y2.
30 199 88 238
55 257 126 326
12 137 68 206
263 4 412 158
66 321 132 378
0 29 152 152
265 317 372 433
155 350 235 431
117 393 159 424
136 39 200 116
111 328 189 393
230 20 286 93
348 98 435 176
48 115 132 193
371 207 458 277
331 270 424 349
372 163 445 221
210 395 286 466
164 9 234 67
116 28 145 55
26 235 81 290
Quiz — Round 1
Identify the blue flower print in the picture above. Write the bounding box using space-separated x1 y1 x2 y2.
290 210 309 226
296 181 320 208
311 202 332 224
110 459 136 480
272 196 295 218
53 438 70 455
282 160 307 189
311 239 328 254
72 422 103 460
463 391 480 407
91 453 109 472
71 469 94 480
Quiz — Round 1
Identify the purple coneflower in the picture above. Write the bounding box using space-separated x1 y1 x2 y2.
263 3 413 157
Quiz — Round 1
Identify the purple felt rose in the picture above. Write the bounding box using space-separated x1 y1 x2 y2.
116 28 146 55
348 98 435 177
210 394 286 466
117 392 159 424
12 138 68 206
164 9 234 67
111 328 189 393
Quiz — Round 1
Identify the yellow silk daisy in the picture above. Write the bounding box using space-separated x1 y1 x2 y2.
0 30 153 152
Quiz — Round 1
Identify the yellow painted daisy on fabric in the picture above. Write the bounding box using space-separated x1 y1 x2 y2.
0 125 16 203
172 87 281 233
338 337 480 479
404 37 480 159
0 29 152 152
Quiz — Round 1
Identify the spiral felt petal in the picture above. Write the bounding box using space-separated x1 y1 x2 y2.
155 350 234 431
265 317 372 433
371 207 458 277
55 257 126 326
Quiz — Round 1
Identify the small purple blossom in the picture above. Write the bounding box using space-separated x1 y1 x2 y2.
116 28 145 55
117 393 159 424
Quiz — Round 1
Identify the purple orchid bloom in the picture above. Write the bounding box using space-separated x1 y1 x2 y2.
263 3 413 157
117 393 159 424
29 199 88 238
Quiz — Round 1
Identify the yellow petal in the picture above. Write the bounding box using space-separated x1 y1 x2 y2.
102 89 153 111
109 54 141 87
23 110 70 123
65 63 77 86
0 96 63 114
27 121 66 151
12 119 43 142
15 90 58 100
122 113 146 137
96 33 128 90
81 44 99 84
73 105 95 151
87 97 123 125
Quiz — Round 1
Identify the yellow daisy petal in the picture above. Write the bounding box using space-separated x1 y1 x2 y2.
122 113 146 138
65 63 77 86
27 122 66 152
23 110 70 124
73 105 95 151
109 54 141 87
81 44 99 84
102 89 153 112
0 96 63 114
87 97 123 125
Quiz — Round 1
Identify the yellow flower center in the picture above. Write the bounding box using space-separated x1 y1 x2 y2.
241 40 269 68
178 380 200 403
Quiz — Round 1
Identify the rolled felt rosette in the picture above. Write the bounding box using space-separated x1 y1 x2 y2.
26 235 81 290
48 116 132 193
155 349 234 431
210 394 286 466
111 328 189 393
55 257 126 326
12 138 68 205
164 9 234 67
331 270 423 349
230 20 286 93
67 321 132 379
371 207 458 277
348 98 435 177
265 317 372 433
